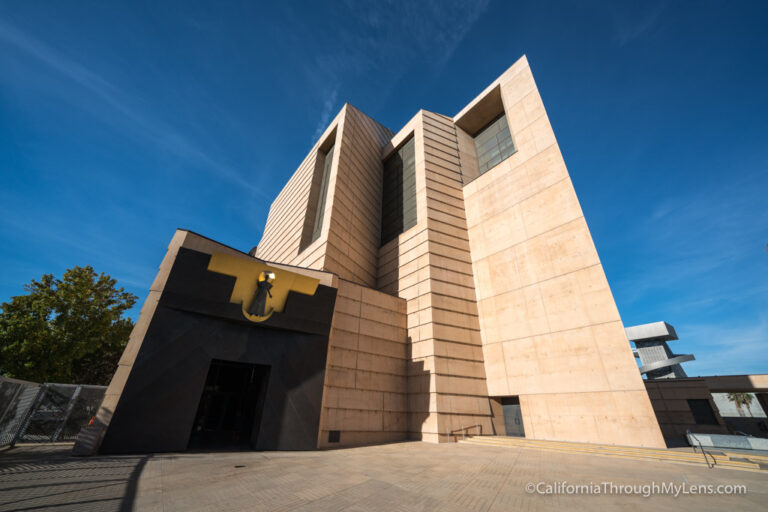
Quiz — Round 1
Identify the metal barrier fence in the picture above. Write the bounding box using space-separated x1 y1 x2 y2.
0 376 106 447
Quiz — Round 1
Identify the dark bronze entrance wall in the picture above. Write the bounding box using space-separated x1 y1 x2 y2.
95 231 338 454
644 378 729 447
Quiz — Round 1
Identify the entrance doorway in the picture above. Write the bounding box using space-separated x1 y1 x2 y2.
188 360 270 450
501 396 525 437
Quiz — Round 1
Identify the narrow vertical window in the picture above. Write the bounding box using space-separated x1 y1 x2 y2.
381 137 416 246
473 114 516 175
310 144 334 244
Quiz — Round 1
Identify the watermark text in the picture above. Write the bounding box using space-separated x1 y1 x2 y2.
525 481 747 497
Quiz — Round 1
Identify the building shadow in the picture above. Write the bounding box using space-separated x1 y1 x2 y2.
406 345 431 441
0 444 151 512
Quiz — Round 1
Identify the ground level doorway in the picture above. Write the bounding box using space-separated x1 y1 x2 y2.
501 396 525 437
188 360 270 450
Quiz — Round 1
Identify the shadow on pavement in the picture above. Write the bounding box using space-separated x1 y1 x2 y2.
0 443 150 512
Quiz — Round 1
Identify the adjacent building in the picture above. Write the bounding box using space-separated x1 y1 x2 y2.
87 55 670 454
624 321 768 444
626 321 695 379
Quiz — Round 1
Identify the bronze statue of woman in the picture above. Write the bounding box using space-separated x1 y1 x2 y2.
247 271 275 317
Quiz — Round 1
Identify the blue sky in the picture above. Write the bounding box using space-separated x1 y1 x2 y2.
0 1 766 376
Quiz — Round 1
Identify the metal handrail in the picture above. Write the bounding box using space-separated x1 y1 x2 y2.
450 424 483 441
687 430 716 469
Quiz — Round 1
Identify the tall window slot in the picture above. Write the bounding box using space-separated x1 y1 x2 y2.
473 113 516 175
381 137 416 246
309 144 335 244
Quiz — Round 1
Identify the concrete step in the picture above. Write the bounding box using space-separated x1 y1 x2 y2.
471 436 768 468
467 436 754 461
463 436 738 458
458 436 764 472
463 436 709 457
459 438 756 468
720 451 768 464
459 440 760 472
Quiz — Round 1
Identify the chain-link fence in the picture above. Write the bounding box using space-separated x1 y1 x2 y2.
0 376 106 447
0 377 40 446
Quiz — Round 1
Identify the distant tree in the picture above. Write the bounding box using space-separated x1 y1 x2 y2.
0 266 137 385
727 392 754 417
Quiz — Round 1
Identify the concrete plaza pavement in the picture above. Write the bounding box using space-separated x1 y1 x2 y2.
1 441 766 511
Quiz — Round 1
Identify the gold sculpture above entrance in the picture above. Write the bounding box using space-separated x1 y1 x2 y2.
206 252 319 322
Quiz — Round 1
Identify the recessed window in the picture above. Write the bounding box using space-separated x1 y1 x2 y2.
688 399 719 425
309 144 334 244
381 137 416 246
473 114 516 175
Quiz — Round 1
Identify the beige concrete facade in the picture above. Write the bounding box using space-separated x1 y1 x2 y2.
256 104 393 288
377 110 494 442
256 55 666 448
318 278 409 448
457 58 664 447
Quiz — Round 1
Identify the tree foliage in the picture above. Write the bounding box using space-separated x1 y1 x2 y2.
727 392 754 417
0 266 137 385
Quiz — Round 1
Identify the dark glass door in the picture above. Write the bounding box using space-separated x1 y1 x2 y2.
188 360 270 450
501 396 525 437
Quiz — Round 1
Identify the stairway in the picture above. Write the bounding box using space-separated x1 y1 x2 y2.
458 435 768 472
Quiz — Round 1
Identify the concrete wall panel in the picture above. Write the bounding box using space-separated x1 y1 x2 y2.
459 56 665 448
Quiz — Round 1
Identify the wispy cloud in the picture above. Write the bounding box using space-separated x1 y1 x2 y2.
354 0 490 70
614 167 768 374
0 203 156 311
608 1 666 47
0 19 266 197
312 87 339 143
301 0 490 139
680 317 768 376
615 169 768 306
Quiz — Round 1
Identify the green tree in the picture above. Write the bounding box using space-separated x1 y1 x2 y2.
0 266 137 385
727 392 754 417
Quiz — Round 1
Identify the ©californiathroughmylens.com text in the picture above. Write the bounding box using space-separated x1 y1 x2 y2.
525 481 747 498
